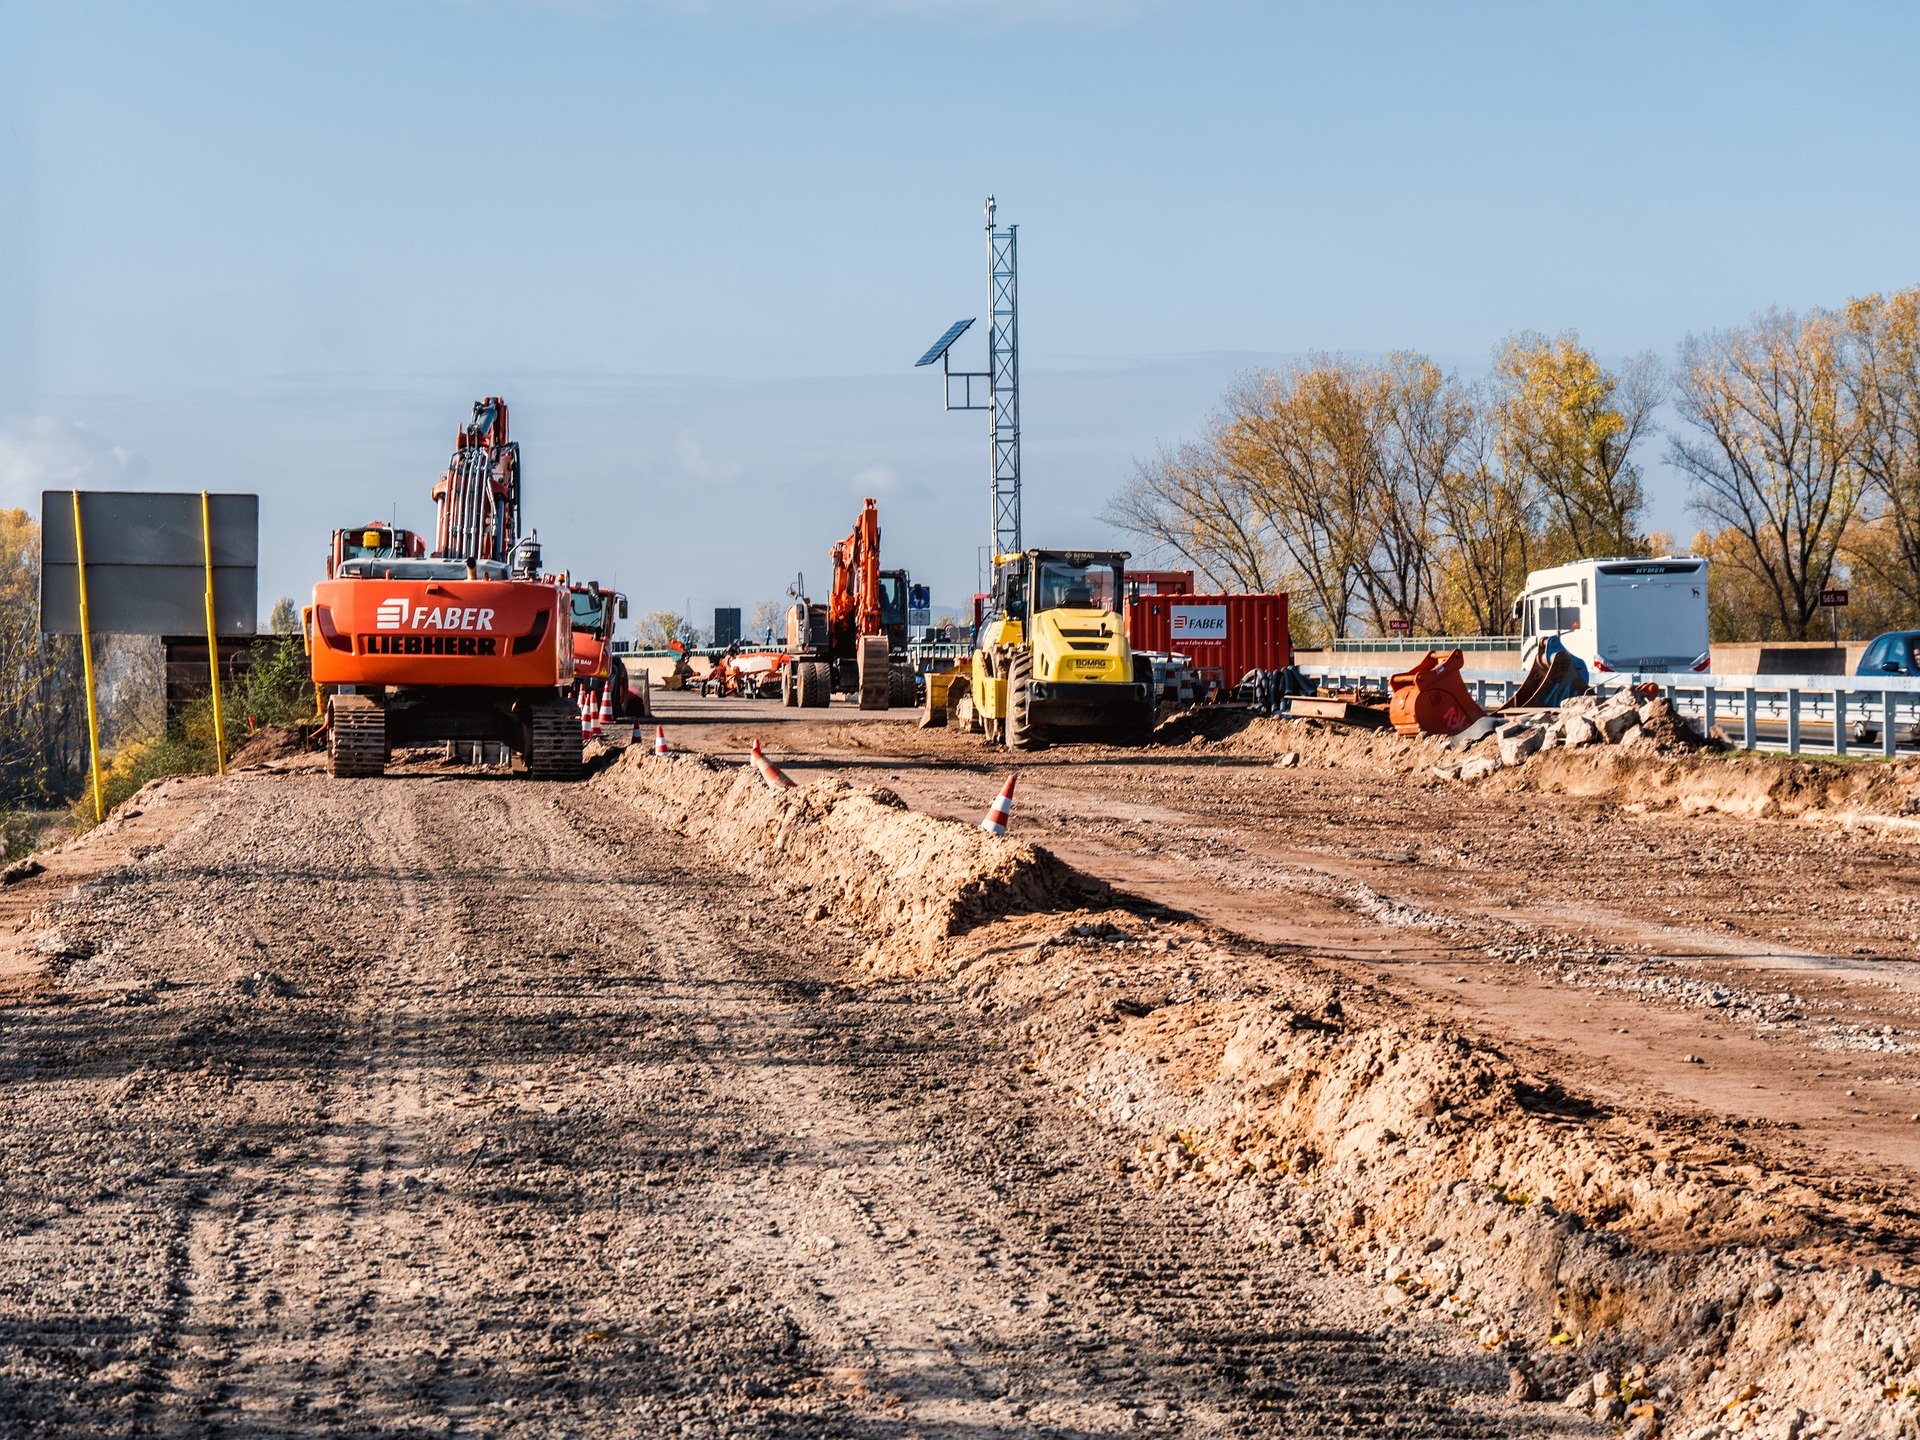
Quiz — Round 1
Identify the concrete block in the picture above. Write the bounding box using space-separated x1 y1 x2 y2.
1459 755 1502 781
1498 728 1545 766
1562 715 1600 747
1599 705 1638 743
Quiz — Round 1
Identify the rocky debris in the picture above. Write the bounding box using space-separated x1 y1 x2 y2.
0 856 45 885
1435 688 1725 783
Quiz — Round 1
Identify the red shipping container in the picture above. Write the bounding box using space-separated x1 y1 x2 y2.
1126 592 1292 687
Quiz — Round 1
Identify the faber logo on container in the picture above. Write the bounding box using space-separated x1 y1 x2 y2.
375 597 409 630
1169 604 1228 639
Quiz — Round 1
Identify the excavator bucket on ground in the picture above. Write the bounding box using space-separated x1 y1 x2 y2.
1508 635 1591 710
1388 649 1485 737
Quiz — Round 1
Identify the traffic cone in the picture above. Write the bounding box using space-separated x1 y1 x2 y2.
596 683 613 734
979 774 1017 836
749 738 797 790
653 724 669 758
579 686 591 742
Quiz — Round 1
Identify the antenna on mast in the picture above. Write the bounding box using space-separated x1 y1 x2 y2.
914 195 1022 558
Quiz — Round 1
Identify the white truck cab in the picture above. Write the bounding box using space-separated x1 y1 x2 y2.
1514 557 1710 675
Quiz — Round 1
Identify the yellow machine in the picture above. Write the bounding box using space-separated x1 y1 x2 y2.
924 548 1155 749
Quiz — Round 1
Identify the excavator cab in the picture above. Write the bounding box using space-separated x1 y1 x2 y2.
328 524 425 579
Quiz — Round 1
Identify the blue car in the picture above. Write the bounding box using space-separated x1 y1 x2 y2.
1851 632 1920 743
1857 631 1920 677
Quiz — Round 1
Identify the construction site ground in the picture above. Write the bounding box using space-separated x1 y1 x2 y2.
656 692 1920 1223
7 688 1920 1435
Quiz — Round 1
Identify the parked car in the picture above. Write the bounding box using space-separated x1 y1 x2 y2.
1850 631 1920 743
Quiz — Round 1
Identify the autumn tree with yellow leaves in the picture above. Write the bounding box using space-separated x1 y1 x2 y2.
1107 335 1655 643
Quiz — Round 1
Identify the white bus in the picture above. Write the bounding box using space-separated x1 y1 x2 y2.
1515 557 1711 675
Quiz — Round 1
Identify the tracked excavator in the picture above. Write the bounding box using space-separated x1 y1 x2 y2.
780 498 916 710
306 396 582 779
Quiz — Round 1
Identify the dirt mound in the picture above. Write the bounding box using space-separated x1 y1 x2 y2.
230 723 314 768
600 746 1920 1437
1199 710 1920 826
593 749 1106 967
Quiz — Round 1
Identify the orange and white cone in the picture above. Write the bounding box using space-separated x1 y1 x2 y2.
578 686 592 741
597 683 614 734
652 724 669 758
979 774 1017 835
749 738 797 790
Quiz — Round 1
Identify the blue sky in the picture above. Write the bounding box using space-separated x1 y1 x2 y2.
4 0 1918 626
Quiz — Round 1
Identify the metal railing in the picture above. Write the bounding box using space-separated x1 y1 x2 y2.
1296 662 1920 758
1324 635 1522 654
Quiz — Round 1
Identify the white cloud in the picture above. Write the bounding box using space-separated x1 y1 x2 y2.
0 417 150 510
672 431 743 483
850 463 899 493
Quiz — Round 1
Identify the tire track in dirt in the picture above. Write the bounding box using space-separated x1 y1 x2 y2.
0 768 1562 1437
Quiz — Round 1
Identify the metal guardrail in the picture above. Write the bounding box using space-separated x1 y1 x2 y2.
1297 663 1920 759
1325 635 1522 654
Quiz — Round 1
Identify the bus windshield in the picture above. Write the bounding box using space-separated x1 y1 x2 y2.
1034 560 1120 613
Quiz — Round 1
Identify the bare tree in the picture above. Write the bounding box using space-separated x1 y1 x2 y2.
1102 433 1281 591
1671 308 1868 638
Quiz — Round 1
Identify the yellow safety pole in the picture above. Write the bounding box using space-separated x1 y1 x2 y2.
70 491 105 825
201 491 227 776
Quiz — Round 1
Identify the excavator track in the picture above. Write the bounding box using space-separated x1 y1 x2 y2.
525 699 584 781
327 695 388 779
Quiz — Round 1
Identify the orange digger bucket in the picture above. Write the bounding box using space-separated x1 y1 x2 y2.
1388 649 1486 737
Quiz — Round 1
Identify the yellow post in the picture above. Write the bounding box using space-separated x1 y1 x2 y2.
70 491 105 825
201 491 228 776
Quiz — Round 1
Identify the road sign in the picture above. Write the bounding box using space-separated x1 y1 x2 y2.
40 491 257 636
1820 589 1850 608
1388 618 1413 633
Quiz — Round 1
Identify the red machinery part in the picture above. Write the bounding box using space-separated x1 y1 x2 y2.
308 577 574 690
1125 593 1292 689
1388 649 1485 736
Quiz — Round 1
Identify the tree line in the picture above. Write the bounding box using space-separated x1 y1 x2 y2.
1106 287 1920 646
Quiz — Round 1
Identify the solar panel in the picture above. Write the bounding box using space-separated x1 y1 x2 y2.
915 318 975 367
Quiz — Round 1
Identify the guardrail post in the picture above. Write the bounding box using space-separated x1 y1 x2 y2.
1743 687 1757 749
1834 689 1848 756
1704 685 1717 737
1887 691 1899 759
1787 689 1801 756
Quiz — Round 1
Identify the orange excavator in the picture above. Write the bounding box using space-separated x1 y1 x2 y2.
307 396 581 779
781 498 915 710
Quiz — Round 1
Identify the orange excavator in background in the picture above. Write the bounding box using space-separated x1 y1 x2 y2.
307 396 582 779
781 498 915 710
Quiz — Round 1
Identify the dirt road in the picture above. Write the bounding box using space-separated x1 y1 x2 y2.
0 764 1555 1437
